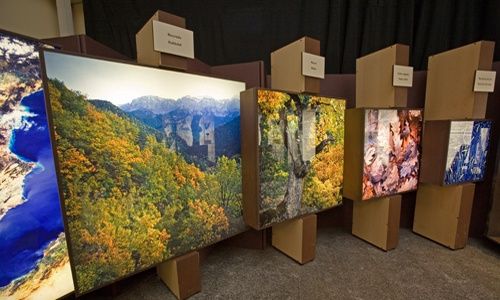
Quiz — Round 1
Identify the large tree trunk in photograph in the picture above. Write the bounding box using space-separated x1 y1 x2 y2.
282 95 310 219
284 166 306 218
273 95 336 219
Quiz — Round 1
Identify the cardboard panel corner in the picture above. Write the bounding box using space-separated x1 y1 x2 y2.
352 195 401 250
211 61 266 89
240 88 260 230
157 252 201 299
43 35 132 61
424 41 495 121
272 214 317 264
136 10 188 70
413 183 475 249
343 108 364 201
419 120 450 184
271 37 321 94
355 44 410 108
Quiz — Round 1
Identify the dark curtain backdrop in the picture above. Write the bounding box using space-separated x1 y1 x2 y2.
83 0 500 73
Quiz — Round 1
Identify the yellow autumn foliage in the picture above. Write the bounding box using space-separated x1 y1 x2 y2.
47 79 244 294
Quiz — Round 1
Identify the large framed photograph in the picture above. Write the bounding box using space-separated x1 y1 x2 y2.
241 88 345 229
420 119 492 185
445 120 491 184
41 50 247 295
0 30 74 299
344 108 423 201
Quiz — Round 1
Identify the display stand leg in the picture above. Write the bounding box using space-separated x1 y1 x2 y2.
352 195 401 251
413 183 475 249
157 251 201 299
271 214 317 264
224 228 268 250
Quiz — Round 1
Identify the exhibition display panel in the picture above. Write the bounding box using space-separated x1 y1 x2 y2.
241 88 345 230
445 120 491 185
344 108 423 201
41 50 246 295
0 4 497 297
414 40 495 250
420 120 492 185
0 30 74 300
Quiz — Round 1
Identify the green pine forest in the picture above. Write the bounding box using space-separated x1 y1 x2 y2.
47 79 246 294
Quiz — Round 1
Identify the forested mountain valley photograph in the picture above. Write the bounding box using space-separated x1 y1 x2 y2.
42 51 246 295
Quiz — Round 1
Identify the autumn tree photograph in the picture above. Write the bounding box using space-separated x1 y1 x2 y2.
42 50 246 295
256 90 345 228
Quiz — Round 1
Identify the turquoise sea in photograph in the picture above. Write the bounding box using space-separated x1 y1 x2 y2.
0 32 73 299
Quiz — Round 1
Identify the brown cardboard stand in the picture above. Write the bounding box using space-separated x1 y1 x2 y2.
271 37 321 94
414 184 475 249
343 109 364 201
157 252 201 299
136 10 188 70
423 41 494 121
268 37 322 264
356 44 409 108
42 35 132 60
346 44 410 251
272 215 317 264
414 41 496 249
240 89 260 231
352 196 402 250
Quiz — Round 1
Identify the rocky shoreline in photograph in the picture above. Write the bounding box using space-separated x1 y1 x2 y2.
0 234 73 300
0 36 43 219
0 154 34 220
0 83 39 220
1 32 73 300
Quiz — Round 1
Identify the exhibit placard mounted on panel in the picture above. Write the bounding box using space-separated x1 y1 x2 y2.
301 52 325 79
41 50 246 295
0 30 74 300
473 70 496 93
393 65 413 87
241 88 345 229
152 20 194 59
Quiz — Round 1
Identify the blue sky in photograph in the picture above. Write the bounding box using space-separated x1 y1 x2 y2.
43 51 245 105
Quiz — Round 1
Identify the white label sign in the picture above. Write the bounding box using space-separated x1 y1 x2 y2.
152 20 194 59
393 65 413 87
474 70 496 92
302 52 325 79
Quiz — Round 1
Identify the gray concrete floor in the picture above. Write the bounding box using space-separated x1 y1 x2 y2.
87 228 500 300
